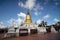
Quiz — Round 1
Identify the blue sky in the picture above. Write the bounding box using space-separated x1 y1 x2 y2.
0 0 60 28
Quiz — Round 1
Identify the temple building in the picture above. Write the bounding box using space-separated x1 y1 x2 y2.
4 9 47 37
19 9 38 35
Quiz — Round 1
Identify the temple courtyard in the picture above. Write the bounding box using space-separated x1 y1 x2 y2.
0 33 60 40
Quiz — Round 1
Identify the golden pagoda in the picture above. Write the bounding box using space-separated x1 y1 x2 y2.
25 9 32 23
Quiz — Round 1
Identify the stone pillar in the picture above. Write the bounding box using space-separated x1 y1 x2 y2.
16 29 19 37
16 32 19 37
28 29 30 35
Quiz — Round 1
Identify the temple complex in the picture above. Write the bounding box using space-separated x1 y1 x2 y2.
4 9 50 37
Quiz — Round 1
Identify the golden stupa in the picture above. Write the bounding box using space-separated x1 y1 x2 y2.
25 9 32 23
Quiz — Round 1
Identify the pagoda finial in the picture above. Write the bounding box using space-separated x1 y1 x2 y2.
25 7 32 23
27 7 30 15
28 5 30 12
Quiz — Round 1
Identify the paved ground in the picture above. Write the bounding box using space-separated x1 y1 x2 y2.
0 33 60 40
0 33 4 40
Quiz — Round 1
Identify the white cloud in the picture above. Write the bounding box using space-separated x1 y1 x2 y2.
8 18 24 27
0 22 3 24
54 18 60 23
43 14 50 19
25 0 36 9
17 12 26 18
36 19 42 24
18 0 36 10
16 18 24 26
8 18 16 27
18 0 44 16
33 4 40 11
34 12 38 16
0 22 6 28
7 12 26 27
18 2 24 7
33 4 44 16
0 25 5 28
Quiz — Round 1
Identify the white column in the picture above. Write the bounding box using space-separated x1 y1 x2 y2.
28 28 30 35
16 29 19 37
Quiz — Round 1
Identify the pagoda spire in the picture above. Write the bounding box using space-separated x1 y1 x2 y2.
25 8 32 23
27 8 30 15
